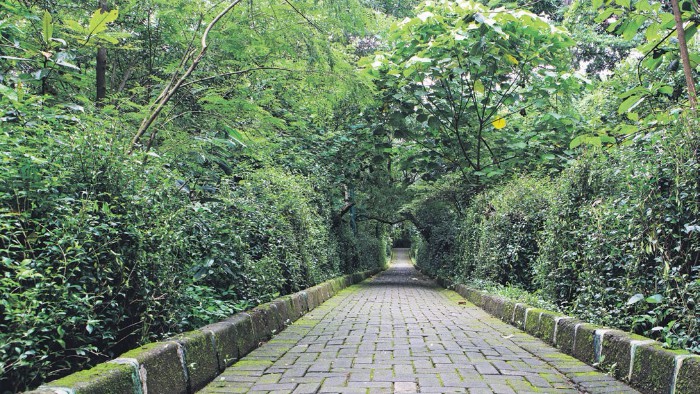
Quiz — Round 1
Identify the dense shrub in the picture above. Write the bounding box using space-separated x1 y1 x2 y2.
535 131 699 352
464 177 553 290
412 128 699 354
335 220 390 274
0 112 387 392
411 198 461 279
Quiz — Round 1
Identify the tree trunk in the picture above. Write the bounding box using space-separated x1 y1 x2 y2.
96 0 109 106
669 0 697 112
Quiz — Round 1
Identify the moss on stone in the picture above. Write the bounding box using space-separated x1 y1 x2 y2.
572 323 598 364
454 284 468 299
278 296 297 322
630 343 676 394
538 312 560 344
555 318 581 355
322 282 333 301
500 300 516 324
541 352 576 361
200 320 239 371
249 305 276 344
482 295 506 317
290 292 308 317
269 300 289 332
306 287 321 310
230 313 255 358
676 356 700 394
119 341 188 394
49 362 136 394
232 359 274 368
524 308 545 336
171 330 219 392
599 330 637 381
336 277 345 290
466 289 484 307
512 303 528 329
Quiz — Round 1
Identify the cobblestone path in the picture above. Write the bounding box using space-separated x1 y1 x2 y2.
200 249 639 394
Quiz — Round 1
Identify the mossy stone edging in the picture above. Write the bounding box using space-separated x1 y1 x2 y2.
434 276 700 394
27 268 381 394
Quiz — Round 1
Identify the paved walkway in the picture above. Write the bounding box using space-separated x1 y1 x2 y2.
200 249 639 394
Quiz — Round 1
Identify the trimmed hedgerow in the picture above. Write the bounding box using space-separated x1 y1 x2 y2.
413 130 699 354
0 121 387 392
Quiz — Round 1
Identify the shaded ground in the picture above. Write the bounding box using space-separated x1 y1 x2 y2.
200 249 638 393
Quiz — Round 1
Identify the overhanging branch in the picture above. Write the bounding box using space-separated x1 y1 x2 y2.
356 214 412 226
128 0 243 155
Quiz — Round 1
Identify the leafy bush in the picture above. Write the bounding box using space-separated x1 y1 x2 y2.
335 220 390 273
410 197 461 279
0 110 387 392
466 176 553 290
412 124 699 354
535 129 699 352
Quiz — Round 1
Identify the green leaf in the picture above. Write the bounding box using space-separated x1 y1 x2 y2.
636 0 652 11
65 20 85 33
645 22 661 42
474 80 484 94
615 0 630 8
660 13 675 29
0 83 18 102
657 85 674 96
618 95 644 114
56 59 80 71
592 0 603 9
616 124 638 136
486 169 504 177
428 116 442 129
570 134 602 149
570 135 584 149
627 293 644 305
645 294 663 304
98 33 120 45
42 11 53 44
685 23 697 42
88 8 118 36
600 135 616 144
622 18 640 40
595 8 616 24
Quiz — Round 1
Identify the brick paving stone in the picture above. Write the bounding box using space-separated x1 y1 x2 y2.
199 249 640 394
395 381 419 393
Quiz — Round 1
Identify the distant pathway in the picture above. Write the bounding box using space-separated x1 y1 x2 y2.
200 249 638 394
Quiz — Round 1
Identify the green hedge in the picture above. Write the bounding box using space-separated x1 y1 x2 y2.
413 130 699 354
0 120 387 392
535 133 699 353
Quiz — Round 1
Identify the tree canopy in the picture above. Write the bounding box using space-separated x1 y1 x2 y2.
1 0 699 391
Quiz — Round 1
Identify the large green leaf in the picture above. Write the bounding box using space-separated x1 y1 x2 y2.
42 11 53 44
88 8 118 36
618 95 645 114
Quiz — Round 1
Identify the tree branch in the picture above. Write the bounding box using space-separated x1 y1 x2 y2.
282 0 323 32
180 66 296 88
338 202 356 218
356 214 412 225
669 0 697 111
128 0 243 155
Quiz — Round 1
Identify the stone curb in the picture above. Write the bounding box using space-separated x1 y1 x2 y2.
28 268 382 394
449 280 700 394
